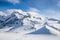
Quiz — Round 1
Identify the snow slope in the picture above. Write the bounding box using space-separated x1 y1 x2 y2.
0 9 60 35
0 32 60 40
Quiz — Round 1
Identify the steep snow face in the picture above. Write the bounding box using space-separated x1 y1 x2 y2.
0 9 60 35
0 9 47 34
46 18 60 35
23 12 47 30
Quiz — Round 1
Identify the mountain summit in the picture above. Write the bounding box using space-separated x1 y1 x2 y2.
0 9 60 35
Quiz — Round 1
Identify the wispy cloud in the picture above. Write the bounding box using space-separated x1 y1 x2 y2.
57 0 60 7
28 8 60 20
0 11 7 16
27 8 44 17
43 9 60 20
7 0 20 5
28 8 40 12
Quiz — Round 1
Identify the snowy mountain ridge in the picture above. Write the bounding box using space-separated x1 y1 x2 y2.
0 9 60 35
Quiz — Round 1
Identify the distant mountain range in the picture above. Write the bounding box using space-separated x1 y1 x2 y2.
0 10 60 35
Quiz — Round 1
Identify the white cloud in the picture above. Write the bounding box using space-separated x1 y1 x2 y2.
6 9 28 16
28 8 40 12
57 1 60 7
27 8 44 17
7 0 20 5
0 11 7 16
43 9 60 20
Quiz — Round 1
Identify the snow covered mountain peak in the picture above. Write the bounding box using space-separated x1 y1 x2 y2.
0 9 46 32
0 9 60 35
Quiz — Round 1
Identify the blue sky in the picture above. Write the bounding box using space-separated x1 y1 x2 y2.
0 0 60 19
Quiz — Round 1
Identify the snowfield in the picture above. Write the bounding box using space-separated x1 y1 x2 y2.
0 32 60 40
0 9 60 40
